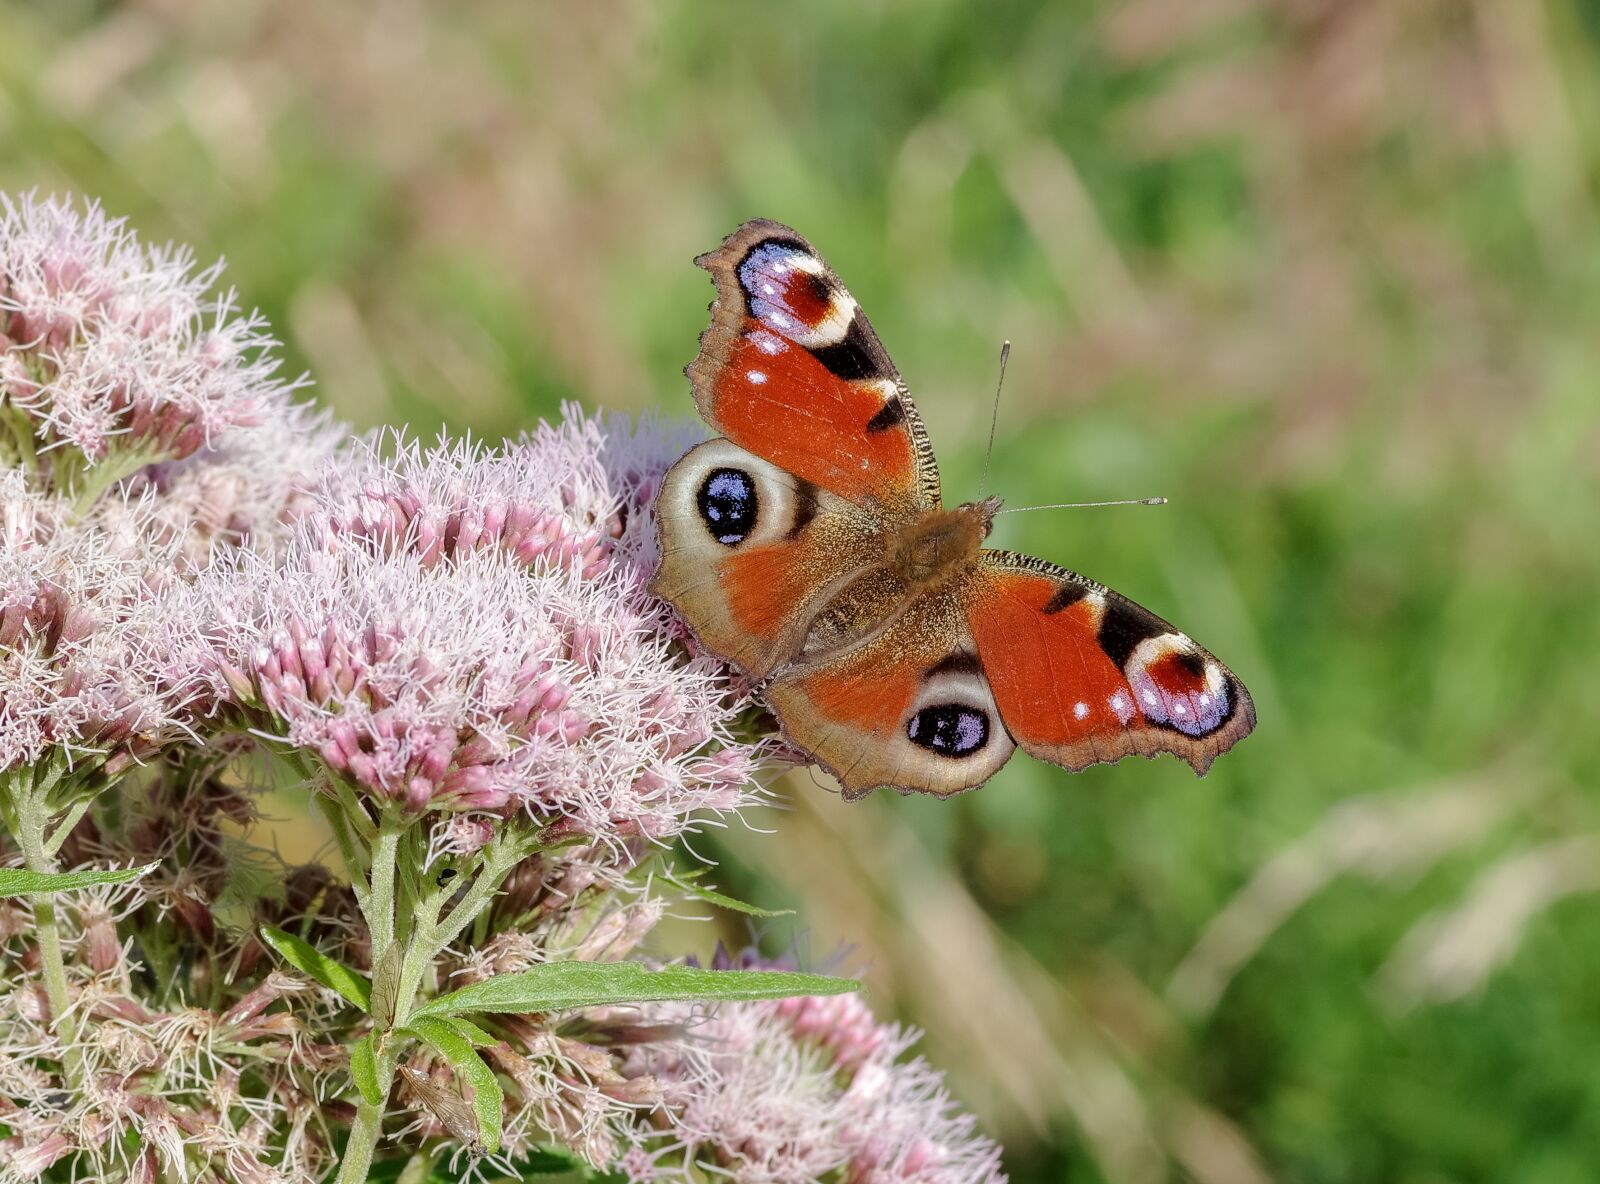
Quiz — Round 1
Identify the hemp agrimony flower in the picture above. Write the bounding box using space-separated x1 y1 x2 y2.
189 414 773 838
0 193 310 504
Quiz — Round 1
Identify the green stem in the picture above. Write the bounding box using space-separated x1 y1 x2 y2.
64 445 164 519
332 813 538 1181
316 792 372 912
337 1097 388 1184
43 796 93 859
431 828 541 955
391 828 542 1047
8 781 85 1088
367 811 405 962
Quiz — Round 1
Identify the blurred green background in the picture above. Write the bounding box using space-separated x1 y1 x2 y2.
5 2 1600 1180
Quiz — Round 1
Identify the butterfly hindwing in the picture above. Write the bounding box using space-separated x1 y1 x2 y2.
650 437 881 681
764 578 1017 799
963 551 1255 775
687 219 941 514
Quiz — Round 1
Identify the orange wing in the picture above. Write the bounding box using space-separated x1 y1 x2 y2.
687 219 940 515
764 581 1017 799
650 439 881 681
963 552 1255 774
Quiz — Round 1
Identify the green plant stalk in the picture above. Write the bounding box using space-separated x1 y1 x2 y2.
366 810 406 963
334 820 543 1181
338 1096 388 1184
60 444 166 519
335 802 406 1184
4 773 86 1088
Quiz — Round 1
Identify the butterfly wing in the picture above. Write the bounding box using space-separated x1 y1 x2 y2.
688 219 941 514
964 551 1255 775
650 437 883 681
763 577 1017 799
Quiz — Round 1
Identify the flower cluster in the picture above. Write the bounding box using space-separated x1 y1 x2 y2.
0 472 188 779
0 193 307 486
185 414 773 842
0 195 336 792
618 952 1006 1184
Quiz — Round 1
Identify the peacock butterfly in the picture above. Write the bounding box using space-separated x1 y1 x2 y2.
650 219 1256 799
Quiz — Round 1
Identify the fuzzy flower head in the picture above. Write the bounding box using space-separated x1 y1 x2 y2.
0 192 307 486
0 471 193 779
620 954 1006 1184
189 410 774 844
118 400 344 571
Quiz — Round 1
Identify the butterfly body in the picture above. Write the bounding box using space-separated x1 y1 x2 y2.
651 219 1255 799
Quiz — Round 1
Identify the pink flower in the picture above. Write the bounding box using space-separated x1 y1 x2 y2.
0 192 308 477
622 955 1006 1184
185 410 774 844
121 400 344 570
0 472 194 775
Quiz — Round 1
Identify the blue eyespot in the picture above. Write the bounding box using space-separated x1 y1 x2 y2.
907 704 990 758
697 467 758 546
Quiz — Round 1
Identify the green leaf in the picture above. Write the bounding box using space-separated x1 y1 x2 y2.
411 961 859 1022
402 1015 504 1156
0 861 158 897
443 1015 498 1048
374 1145 588 1182
669 875 794 918
259 925 373 1013
350 1034 383 1105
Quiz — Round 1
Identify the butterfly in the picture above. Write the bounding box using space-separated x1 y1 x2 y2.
650 219 1255 799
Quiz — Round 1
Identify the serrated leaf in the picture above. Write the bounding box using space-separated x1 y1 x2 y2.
410 961 859 1022
260 925 373 1013
349 1033 383 1105
0 861 158 897
402 1015 503 1155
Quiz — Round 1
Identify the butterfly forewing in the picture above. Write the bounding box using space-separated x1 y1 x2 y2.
687 219 941 514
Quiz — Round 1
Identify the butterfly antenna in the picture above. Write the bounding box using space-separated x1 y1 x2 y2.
980 340 1011 495
996 497 1168 514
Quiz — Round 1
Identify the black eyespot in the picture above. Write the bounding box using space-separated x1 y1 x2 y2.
907 704 990 758
696 468 759 546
